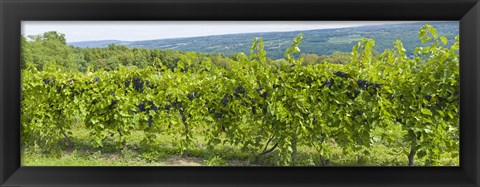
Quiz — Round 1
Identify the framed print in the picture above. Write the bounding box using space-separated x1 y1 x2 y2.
1 0 479 186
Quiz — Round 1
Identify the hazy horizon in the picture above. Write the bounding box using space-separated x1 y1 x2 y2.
21 21 438 43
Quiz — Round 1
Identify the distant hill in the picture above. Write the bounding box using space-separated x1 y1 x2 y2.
70 40 125 48
69 22 459 59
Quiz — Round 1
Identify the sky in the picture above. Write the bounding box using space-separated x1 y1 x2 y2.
22 21 425 43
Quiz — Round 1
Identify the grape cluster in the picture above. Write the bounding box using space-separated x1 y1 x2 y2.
43 78 55 85
234 86 246 97
137 101 157 113
173 100 182 108
260 90 269 99
424 95 432 101
149 101 158 111
147 116 153 128
164 105 171 111
322 78 334 88
134 101 158 128
221 95 229 106
132 77 144 93
337 82 343 89
56 85 64 92
359 80 381 96
110 100 118 108
348 90 361 99
145 81 151 88
180 109 187 122
137 102 146 112
188 90 198 100
215 113 223 119
334 71 350 78
368 82 382 90
357 80 368 89
357 79 381 90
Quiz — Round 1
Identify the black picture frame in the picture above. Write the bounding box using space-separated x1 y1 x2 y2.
1 0 479 186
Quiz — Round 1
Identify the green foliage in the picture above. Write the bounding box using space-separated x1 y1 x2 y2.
21 25 459 166
300 52 352 65
204 156 228 166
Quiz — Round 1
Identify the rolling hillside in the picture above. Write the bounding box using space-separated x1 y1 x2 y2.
69 22 458 59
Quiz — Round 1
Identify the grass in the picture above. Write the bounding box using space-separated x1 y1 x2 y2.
21 124 459 166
